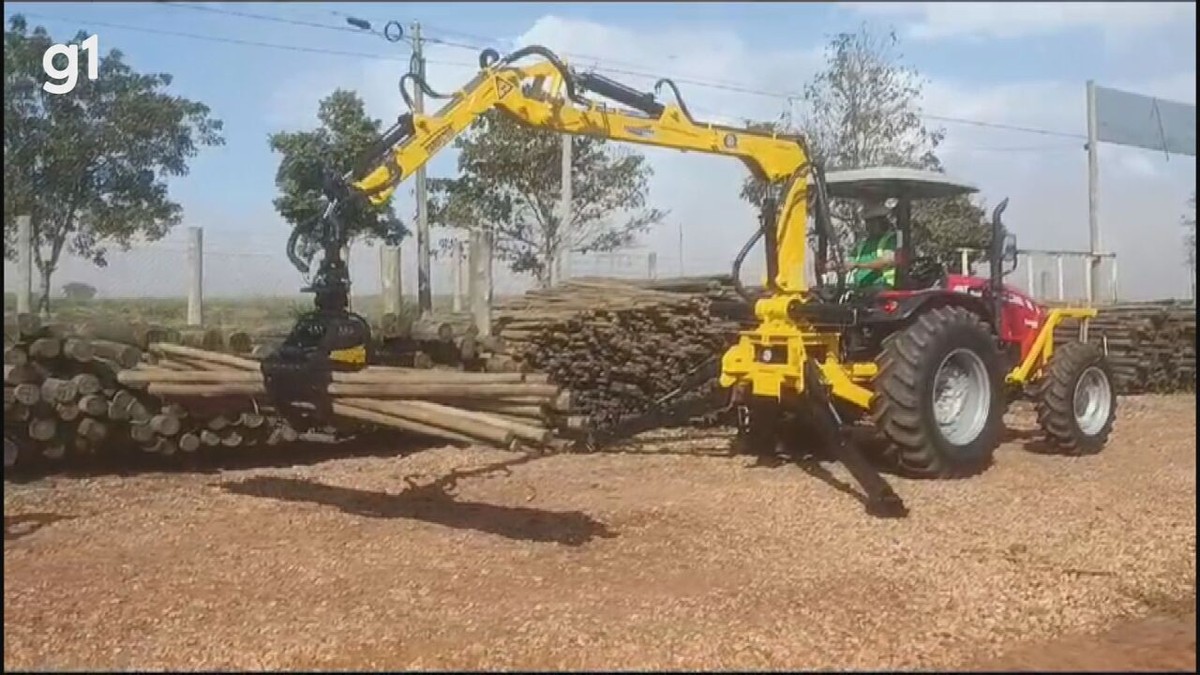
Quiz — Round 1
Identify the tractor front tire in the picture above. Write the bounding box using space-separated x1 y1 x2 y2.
1034 341 1117 454
871 306 1006 478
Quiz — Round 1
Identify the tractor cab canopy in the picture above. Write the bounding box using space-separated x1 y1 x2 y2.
818 167 980 289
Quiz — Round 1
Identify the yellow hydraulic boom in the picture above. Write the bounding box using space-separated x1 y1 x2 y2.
348 46 816 295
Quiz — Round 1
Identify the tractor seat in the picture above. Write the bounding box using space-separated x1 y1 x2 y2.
899 256 947 292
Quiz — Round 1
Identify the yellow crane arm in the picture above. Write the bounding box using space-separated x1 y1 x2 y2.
347 46 816 293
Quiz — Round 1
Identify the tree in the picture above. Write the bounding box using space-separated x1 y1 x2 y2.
1183 191 1197 301
1184 191 1196 272
268 90 406 261
62 281 97 301
429 110 666 288
4 16 224 313
740 25 989 268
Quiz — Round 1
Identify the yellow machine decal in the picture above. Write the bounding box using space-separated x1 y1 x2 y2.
329 345 367 366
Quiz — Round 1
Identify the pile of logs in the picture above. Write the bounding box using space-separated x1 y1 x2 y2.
4 314 576 471
1056 301 1197 394
489 277 750 429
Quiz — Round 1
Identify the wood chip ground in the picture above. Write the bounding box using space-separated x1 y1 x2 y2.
4 395 1195 671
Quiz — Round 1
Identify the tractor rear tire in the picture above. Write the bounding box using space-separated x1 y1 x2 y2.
870 306 1006 478
1034 341 1117 455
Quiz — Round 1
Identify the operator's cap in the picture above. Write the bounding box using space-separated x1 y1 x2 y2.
861 200 891 220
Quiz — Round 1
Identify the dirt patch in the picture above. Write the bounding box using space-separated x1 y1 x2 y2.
4 395 1195 671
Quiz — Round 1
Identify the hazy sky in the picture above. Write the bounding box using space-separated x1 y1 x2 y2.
3 2 1196 302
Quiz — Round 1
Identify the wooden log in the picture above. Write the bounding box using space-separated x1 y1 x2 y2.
227 331 253 354
126 399 153 424
55 403 81 422
401 400 551 445
27 337 62 360
42 442 67 461
77 394 109 416
178 433 202 453
77 417 108 443
89 339 142 369
13 383 41 406
331 401 477 446
147 382 265 398
40 377 78 404
3 313 42 342
4 346 29 367
129 422 156 444
28 417 57 442
238 412 265 429
108 389 135 416
4 362 44 384
4 436 18 468
220 430 244 447
6 402 31 422
79 320 150 350
70 373 102 396
150 414 182 437
148 343 259 371
62 338 95 362
328 382 559 399
410 317 455 342
339 398 515 447
199 430 221 447
207 415 233 432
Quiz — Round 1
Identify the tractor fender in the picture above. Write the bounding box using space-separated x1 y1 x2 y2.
873 289 996 330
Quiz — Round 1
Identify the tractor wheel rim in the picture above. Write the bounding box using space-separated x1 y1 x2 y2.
1073 366 1112 436
932 348 991 446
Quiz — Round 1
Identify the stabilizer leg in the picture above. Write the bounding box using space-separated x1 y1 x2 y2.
802 359 908 518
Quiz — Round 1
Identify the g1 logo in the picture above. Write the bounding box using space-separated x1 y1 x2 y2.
43 34 99 95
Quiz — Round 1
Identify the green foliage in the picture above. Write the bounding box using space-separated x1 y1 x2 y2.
61 281 97 301
1184 191 1196 271
429 110 666 287
740 24 989 263
268 89 406 248
4 15 224 312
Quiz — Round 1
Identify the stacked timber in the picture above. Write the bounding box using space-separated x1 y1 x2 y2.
488 276 751 430
3 313 575 472
126 342 571 452
1055 301 1196 394
3 314 306 470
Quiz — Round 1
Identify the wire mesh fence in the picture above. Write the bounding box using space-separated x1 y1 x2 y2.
3 221 1126 332
950 248 1119 305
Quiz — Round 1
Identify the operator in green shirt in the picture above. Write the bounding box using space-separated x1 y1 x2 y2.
841 200 899 289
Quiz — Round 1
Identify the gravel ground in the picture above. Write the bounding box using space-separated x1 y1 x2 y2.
4 395 1195 671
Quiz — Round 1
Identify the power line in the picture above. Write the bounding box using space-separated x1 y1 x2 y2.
406 25 1090 140
23 10 1090 141
156 2 370 36
19 11 411 62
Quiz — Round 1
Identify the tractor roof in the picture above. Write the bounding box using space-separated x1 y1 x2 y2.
823 167 979 201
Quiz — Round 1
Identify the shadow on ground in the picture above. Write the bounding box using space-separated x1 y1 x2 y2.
3 430 443 483
219 455 616 547
4 513 76 542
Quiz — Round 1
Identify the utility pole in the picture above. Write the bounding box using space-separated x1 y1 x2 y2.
678 221 684 276
412 21 432 316
1085 80 1100 305
556 134 572 285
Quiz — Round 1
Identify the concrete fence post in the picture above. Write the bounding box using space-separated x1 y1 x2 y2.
380 245 402 316
16 215 32 315
186 226 203 327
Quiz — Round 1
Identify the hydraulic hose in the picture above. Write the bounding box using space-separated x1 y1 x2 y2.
399 73 453 111
730 227 764 303
489 45 589 106
653 78 695 123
